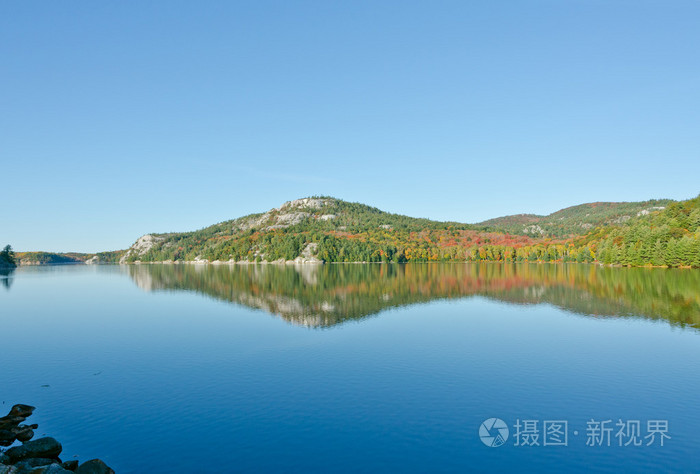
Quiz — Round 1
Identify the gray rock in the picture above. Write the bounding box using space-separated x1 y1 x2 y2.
5 406 35 419
60 461 78 472
28 465 71 474
14 460 51 470
5 438 62 462
74 460 114 474
0 465 18 474
14 458 58 469
15 427 35 443
0 405 38 447
0 453 10 464
0 431 15 444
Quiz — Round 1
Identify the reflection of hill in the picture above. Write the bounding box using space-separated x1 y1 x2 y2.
127 263 700 329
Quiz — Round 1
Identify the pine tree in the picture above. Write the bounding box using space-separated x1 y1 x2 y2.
678 236 695 266
0 245 16 266
665 239 680 267
596 241 608 264
652 240 666 267
639 228 654 265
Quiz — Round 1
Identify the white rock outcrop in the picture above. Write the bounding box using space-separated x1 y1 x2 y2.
278 198 329 210
234 198 334 232
119 234 165 264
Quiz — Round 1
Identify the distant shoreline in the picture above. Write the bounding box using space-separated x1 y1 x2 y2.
14 260 699 269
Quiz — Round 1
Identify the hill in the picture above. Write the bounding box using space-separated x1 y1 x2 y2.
15 252 88 265
478 199 673 237
118 195 700 267
582 195 700 267
120 197 545 264
17 195 699 268
14 250 124 266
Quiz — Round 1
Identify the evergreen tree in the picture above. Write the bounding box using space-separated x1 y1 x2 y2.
678 236 695 266
0 245 16 266
652 240 666 267
665 239 680 267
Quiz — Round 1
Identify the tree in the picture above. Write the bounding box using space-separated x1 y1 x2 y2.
665 239 680 267
0 244 16 266
678 236 696 266
652 240 666 267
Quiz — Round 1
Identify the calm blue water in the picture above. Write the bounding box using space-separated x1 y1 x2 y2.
1 264 699 473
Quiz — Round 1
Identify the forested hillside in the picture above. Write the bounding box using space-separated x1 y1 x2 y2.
15 252 87 265
119 195 699 268
583 196 700 267
13 250 124 265
23 195 695 269
478 200 672 237
122 197 546 264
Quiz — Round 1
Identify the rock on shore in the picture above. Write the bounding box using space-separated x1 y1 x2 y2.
0 405 114 473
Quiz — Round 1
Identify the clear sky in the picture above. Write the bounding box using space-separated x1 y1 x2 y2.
2 1 699 252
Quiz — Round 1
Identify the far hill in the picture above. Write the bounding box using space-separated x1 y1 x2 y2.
477 200 673 237
15 252 87 265
14 250 124 266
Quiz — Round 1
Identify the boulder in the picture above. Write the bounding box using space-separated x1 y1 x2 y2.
0 406 109 474
60 461 79 471
74 460 114 474
6 406 35 419
27 465 71 473
0 430 15 444
13 458 57 469
0 405 37 446
5 438 62 462
15 427 35 442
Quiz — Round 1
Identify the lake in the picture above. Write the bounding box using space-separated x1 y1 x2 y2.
2 263 699 473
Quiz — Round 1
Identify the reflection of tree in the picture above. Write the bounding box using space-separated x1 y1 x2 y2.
0 268 14 290
128 263 700 330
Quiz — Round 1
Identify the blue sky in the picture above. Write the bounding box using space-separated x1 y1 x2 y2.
2 1 699 252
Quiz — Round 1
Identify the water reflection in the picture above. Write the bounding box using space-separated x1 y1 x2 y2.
127 263 700 329
0 267 15 290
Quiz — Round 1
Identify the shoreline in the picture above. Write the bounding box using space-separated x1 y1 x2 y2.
18 260 696 269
